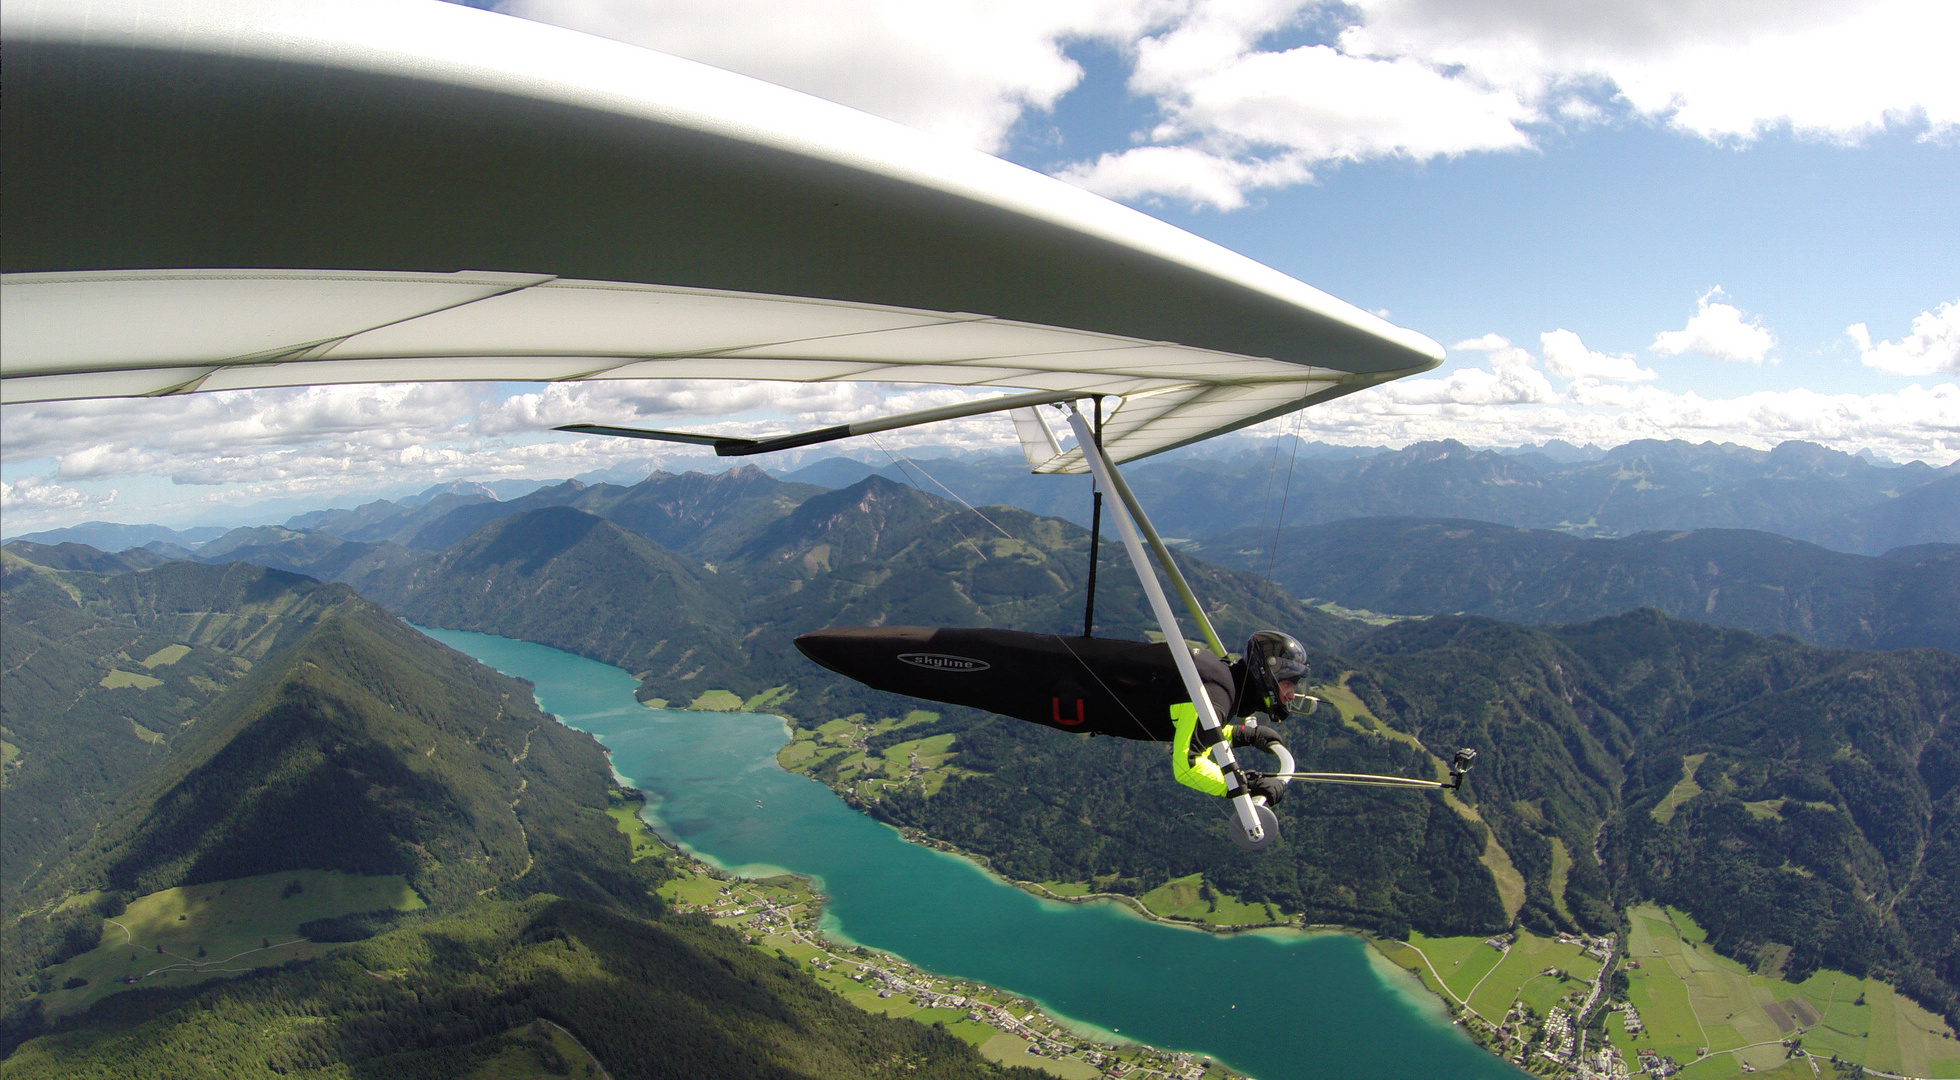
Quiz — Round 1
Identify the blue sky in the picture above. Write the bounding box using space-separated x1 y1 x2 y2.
3 0 1955 532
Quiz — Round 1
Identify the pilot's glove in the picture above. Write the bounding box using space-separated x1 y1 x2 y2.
1231 724 1284 755
1243 772 1285 807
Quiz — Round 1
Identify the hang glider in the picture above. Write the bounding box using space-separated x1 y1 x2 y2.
0 0 1440 471
0 0 1469 848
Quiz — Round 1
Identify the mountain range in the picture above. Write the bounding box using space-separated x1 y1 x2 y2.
1186 518 1960 652
28 459 1945 656
6 441 1959 1059
771 437 1958 555
16 436 1951 558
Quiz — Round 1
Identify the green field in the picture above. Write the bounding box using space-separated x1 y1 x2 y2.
1547 838 1574 924
138 643 192 668
656 866 730 908
37 870 426 1017
98 668 163 690
1136 873 1279 926
1610 903 1960 1079
775 710 975 801
687 688 744 711
741 684 795 712
1651 754 1707 824
1379 928 1602 1032
1388 931 1504 1006
607 801 669 860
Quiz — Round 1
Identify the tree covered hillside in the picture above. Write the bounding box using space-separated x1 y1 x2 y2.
359 475 1360 722
1187 517 1960 651
867 610 1960 1027
1 556 1043 1078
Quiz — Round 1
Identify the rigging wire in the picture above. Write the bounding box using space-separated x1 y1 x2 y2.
1049 634 1162 742
1251 416 1287 577
868 434 992 561
870 434 1015 540
1264 407 1307 584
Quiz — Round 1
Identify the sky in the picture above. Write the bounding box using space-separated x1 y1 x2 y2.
3 0 1957 533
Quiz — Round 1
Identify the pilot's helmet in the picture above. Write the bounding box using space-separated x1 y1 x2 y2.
1244 630 1310 721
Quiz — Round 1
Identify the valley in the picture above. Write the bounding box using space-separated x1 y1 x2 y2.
5 441 1957 1079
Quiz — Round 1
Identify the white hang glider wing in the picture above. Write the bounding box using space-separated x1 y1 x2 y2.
0 0 1441 473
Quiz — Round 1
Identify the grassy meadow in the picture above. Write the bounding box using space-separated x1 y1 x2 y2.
35 870 425 1017
1612 904 1960 1079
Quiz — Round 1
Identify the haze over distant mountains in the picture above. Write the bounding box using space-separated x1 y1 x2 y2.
774 438 1957 555
14 437 1955 558
18 443 1949 656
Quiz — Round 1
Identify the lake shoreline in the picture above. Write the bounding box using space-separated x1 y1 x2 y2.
431 630 1527 1080
616 789 1256 1080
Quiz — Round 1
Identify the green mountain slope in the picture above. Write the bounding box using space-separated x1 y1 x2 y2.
0 542 168 574
391 505 750 692
396 466 825 555
2 560 1033 1079
2 557 360 903
873 611 1960 1026
4 898 1034 1080
3 560 656 1001
1187 517 1960 652
386 477 1362 722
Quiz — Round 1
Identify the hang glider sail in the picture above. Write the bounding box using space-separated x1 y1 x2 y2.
0 0 1470 848
0 0 1440 471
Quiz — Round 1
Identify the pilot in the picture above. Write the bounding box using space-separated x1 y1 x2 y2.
793 623 1320 804
1169 630 1314 805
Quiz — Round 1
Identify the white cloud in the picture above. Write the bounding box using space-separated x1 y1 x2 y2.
1371 340 1556 406
1539 329 1658 382
0 476 117 532
1341 0 1960 144
2 476 103 513
1850 300 1960 377
506 0 1164 152
1295 375 1958 465
1056 145 1310 210
506 1 1958 210
1651 290 1776 363
0 380 1023 513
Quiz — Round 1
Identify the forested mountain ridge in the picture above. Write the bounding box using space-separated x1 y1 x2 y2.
0 542 169 575
338 476 1359 721
2 556 365 903
1186 517 1960 652
2 559 642 988
351 464 823 554
1 558 1042 1079
385 504 752 694
865 610 1960 1026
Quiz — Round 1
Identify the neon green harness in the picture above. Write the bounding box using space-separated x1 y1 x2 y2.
1168 701 1229 797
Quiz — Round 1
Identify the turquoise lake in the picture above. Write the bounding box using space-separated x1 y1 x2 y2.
423 627 1521 1080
